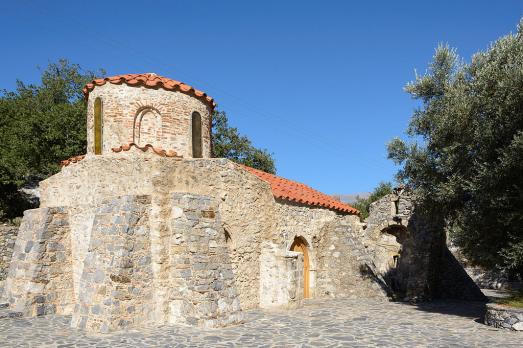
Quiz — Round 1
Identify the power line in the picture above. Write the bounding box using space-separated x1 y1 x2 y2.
20 0 396 174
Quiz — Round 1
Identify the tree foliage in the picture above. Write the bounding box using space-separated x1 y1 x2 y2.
212 110 276 174
352 182 393 220
388 20 523 276
0 60 101 220
0 61 276 220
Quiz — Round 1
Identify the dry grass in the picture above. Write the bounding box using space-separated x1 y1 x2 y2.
496 292 523 308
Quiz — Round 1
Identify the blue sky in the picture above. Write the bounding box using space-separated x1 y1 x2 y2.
1 1 522 195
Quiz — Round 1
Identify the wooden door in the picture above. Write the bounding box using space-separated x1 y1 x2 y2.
291 238 310 299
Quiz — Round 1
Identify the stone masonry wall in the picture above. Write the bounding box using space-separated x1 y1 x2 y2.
259 242 304 309
273 200 340 298
68 193 242 333
315 218 388 299
0 224 18 293
3 207 74 316
365 190 484 301
263 199 388 302
166 193 243 328
71 195 154 333
40 157 275 310
39 156 388 312
86 84 213 158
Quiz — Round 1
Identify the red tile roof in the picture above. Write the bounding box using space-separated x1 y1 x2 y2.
239 165 359 215
83 73 215 110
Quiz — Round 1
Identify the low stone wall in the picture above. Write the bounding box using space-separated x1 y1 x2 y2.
485 303 523 331
0 224 18 293
259 243 304 309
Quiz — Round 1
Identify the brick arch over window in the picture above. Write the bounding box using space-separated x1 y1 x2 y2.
133 106 162 146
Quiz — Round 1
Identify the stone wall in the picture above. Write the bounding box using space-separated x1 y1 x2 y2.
87 83 213 157
70 193 243 333
4 192 243 333
259 242 304 309
41 157 274 310
272 200 340 298
3 207 74 316
449 243 523 291
39 156 388 311
315 218 388 299
365 190 485 302
0 224 18 293
166 193 242 328
485 303 523 331
71 195 155 332
258 198 388 302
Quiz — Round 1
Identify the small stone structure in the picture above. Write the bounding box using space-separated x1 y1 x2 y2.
485 303 523 331
0 73 483 333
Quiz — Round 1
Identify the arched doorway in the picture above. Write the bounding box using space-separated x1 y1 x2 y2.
290 237 310 299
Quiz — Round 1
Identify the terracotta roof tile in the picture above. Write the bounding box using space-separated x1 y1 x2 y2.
60 154 86 167
239 165 359 215
83 73 215 110
60 144 181 167
111 143 182 158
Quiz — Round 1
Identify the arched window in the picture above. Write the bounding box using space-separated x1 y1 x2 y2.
192 112 202 158
133 106 162 146
94 98 103 155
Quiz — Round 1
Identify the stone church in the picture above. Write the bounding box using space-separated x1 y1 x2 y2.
0 73 483 333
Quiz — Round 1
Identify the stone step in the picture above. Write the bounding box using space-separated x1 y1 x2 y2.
0 309 23 319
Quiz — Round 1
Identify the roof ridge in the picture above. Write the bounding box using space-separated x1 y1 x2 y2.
83 73 216 110
238 164 359 215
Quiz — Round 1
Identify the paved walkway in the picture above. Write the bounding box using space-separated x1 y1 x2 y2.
0 298 520 347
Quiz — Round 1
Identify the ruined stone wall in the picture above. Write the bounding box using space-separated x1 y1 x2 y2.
0 224 18 293
86 84 212 157
365 190 484 301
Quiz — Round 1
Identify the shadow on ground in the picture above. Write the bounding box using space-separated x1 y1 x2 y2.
402 299 487 320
